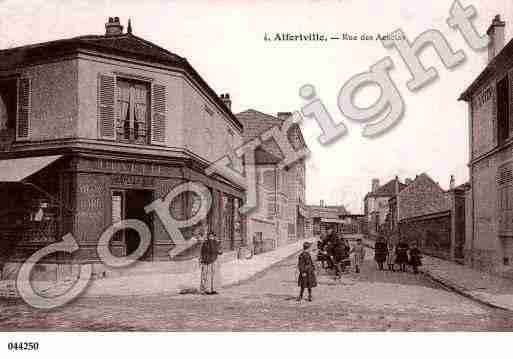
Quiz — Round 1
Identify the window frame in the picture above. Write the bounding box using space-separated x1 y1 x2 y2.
115 76 152 145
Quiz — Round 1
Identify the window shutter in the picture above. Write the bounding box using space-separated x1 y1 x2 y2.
16 77 31 140
151 83 166 144
98 74 116 140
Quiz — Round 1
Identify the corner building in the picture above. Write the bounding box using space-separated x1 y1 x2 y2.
0 18 246 280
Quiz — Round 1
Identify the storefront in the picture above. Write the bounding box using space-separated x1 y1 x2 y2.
0 153 246 280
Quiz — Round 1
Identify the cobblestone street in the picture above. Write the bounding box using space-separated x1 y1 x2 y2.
1 254 513 331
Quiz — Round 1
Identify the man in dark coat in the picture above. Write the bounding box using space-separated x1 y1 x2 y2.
332 236 348 279
297 242 317 301
199 232 223 294
374 237 388 271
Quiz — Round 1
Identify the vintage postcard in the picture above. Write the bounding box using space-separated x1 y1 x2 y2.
0 0 512 356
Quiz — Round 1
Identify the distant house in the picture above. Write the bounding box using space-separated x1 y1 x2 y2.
392 173 467 261
303 202 362 236
459 15 513 274
236 109 308 252
363 177 406 237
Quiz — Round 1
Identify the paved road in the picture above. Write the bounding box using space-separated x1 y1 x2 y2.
1 253 513 331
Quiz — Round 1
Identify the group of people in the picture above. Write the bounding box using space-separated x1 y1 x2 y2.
197 228 423 303
297 233 366 302
316 228 366 278
373 237 423 274
296 231 425 302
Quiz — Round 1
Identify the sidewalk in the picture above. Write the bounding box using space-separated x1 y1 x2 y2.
363 237 513 312
44 240 304 298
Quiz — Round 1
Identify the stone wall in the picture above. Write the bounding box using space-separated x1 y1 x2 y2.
399 213 452 259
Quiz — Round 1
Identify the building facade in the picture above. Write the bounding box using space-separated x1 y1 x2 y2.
0 17 247 280
363 177 406 237
236 109 308 252
302 203 362 236
460 15 513 275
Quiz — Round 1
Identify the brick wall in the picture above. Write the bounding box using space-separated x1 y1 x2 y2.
397 174 450 221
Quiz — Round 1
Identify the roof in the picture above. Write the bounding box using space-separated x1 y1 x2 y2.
459 17 511 101
237 109 307 146
0 32 243 130
0 33 184 68
236 109 308 165
365 178 406 199
454 182 470 191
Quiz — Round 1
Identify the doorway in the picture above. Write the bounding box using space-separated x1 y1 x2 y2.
111 189 154 260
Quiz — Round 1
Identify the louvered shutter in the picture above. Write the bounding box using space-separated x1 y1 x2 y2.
98 74 116 140
498 162 513 234
16 78 31 140
151 83 166 144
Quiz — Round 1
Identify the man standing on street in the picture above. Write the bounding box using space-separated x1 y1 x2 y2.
297 242 317 302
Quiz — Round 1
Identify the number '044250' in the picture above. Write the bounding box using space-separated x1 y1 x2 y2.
7 342 39 351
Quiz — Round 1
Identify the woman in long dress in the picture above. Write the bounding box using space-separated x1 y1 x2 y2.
199 232 223 295
395 241 409 272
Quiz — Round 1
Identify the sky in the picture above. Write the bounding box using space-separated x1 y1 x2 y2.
1 0 512 213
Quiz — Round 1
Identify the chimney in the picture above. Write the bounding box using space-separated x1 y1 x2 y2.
405 178 412 185
220 93 232 110
450 175 455 190
487 15 505 62
371 179 380 192
105 17 124 36
277 112 292 122
127 18 133 34
394 175 399 194
320 200 325 207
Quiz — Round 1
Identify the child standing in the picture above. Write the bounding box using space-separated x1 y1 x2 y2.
395 241 409 272
409 244 422 274
350 238 366 273
386 242 396 271
374 237 388 271
297 242 317 301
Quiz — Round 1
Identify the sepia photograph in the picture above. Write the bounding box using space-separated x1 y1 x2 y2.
0 0 512 357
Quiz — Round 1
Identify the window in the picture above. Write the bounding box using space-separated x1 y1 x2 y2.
497 75 510 145
98 74 166 144
116 79 150 144
0 77 30 139
0 79 16 132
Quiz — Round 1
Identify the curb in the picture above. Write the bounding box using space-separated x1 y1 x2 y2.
363 237 513 312
420 269 513 312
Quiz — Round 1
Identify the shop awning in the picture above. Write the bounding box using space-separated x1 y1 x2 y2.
0 155 63 182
